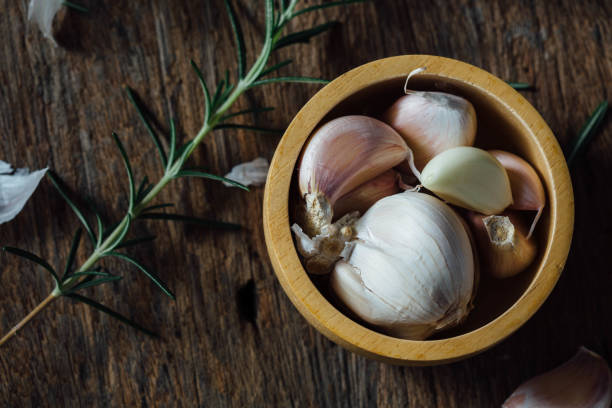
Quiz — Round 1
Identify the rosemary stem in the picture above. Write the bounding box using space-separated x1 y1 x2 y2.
0 293 58 346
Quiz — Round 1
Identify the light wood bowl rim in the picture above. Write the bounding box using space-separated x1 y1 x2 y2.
263 55 574 365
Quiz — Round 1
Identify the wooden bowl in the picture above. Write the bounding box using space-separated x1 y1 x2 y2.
263 55 574 365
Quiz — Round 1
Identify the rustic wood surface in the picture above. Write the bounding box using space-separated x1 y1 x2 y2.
0 0 610 406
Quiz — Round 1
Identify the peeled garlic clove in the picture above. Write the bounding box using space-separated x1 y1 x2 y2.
383 68 477 169
467 212 536 279
420 146 512 215
330 191 475 340
333 170 400 219
503 347 612 408
298 115 409 234
489 150 545 238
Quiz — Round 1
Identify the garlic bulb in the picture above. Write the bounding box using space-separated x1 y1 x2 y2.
420 146 512 215
489 150 545 238
503 347 612 408
467 213 536 278
383 67 477 169
298 115 409 235
330 191 475 340
333 170 400 219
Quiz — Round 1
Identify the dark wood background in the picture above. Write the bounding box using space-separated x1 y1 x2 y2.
1 0 610 406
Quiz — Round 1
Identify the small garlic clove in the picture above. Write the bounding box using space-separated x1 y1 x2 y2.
298 115 409 234
333 170 401 219
383 68 477 169
489 150 546 238
420 146 513 215
466 212 536 279
503 347 612 408
330 191 475 340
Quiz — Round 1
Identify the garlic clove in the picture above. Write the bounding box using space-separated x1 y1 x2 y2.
420 146 513 215
330 191 475 340
298 115 409 235
466 212 537 279
333 170 401 219
382 68 477 169
489 150 546 238
503 347 612 408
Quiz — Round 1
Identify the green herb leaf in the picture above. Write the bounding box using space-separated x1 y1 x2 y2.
507 82 534 90
273 22 337 49
175 169 249 191
67 269 110 279
139 213 242 230
47 171 96 245
140 203 175 213
220 107 274 122
62 1 88 13
214 123 283 134
62 229 83 280
250 76 329 88
111 133 136 212
168 118 177 166
211 78 227 112
190 60 212 122
258 59 293 79
224 0 246 79
115 235 157 249
126 87 168 167
3 247 60 286
104 215 132 252
104 252 175 299
69 276 123 292
566 101 609 167
66 294 157 337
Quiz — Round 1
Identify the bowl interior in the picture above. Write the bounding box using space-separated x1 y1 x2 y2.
289 74 552 338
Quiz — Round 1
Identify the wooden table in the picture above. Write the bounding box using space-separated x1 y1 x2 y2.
1 1 610 406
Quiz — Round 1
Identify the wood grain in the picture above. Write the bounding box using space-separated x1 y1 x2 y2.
0 0 610 406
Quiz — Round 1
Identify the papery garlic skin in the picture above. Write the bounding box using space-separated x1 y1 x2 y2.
420 146 512 215
503 347 612 408
489 150 545 238
28 0 64 46
0 161 48 224
383 87 476 169
298 115 409 234
330 191 475 340
223 157 269 187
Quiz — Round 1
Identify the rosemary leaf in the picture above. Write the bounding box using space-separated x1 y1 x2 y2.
62 229 83 280
211 78 227 111
125 87 168 167
292 0 367 17
104 215 132 252
566 101 609 167
104 252 175 299
136 177 150 202
140 203 175 213
66 293 157 337
67 269 111 279
249 76 329 87
168 119 177 166
47 171 96 245
62 1 88 13
273 22 338 50
190 60 212 122
2 247 60 286
224 0 247 79
220 107 274 122
111 133 136 212
258 59 293 79
507 82 534 90
139 213 242 230
214 124 283 134
115 235 157 249
69 276 123 292
175 169 249 191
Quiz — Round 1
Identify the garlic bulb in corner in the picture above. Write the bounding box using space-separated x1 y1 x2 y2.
383 68 477 169
503 347 612 408
420 146 513 215
298 115 409 235
330 191 475 340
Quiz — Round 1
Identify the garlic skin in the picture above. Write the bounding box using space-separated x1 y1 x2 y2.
489 150 545 238
223 157 269 188
420 146 512 215
28 0 64 46
0 161 48 225
383 71 477 169
467 213 536 279
503 347 612 408
330 191 475 340
333 170 400 219
298 115 409 234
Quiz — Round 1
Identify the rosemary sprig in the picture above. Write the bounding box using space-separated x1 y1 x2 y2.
0 0 365 346
565 101 609 167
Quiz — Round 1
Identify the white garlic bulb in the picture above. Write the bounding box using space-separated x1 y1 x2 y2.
330 191 475 340
383 68 477 169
